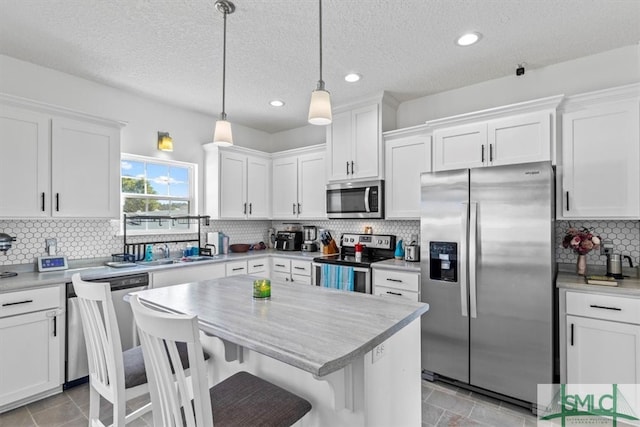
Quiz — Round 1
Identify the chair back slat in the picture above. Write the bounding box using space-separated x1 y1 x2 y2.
72 275 125 399
131 295 214 427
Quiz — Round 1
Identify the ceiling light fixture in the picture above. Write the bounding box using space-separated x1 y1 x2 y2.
270 100 285 107
456 32 482 46
213 0 235 146
308 0 332 126
344 73 361 83
157 132 173 152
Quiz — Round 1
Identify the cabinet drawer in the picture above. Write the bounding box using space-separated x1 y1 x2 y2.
272 258 291 273
374 285 419 302
373 269 419 293
226 260 248 276
248 258 268 274
291 260 311 276
291 274 312 285
566 291 640 324
272 271 292 283
0 286 60 318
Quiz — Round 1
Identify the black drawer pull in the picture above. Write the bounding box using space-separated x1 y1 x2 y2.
386 291 402 296
2 299 34 307
570 323 574 346
386 278 403 283
232 267 244 271
275 264 286 268
252 264 264 268
294 266 305 270
566 191 570 211
41 192 45 211
589 304 622 311
55 193 60 211
53 316 57 337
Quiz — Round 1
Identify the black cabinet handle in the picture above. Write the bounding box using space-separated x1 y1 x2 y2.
2 299 33 307
232 267 244 271
252 264 264 268
292 203 296 215
351 161 354 174
570 323 574 346
275 264 286 268
589 304 622 311
566 192 569 211
55 193 60 211
297 203 301 214
249 203 252 215
489 144 493 162
53 316 57 337
386 278 403 283
294 266 305 270
481 145 485 163
386 291 402 296
346 161 350 175
243 203 247 214
41 192 45 211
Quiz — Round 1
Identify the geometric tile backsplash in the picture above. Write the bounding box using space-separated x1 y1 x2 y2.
1 218 638 268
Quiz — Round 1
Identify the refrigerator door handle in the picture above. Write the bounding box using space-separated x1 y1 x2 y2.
460 202 469 317
469 201 478 318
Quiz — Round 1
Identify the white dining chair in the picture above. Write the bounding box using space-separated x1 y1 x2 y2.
129 293 312 427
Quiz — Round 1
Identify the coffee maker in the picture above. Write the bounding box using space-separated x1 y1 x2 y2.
301 226 318 252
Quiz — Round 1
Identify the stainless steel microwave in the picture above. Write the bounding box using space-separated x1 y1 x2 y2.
326 180 384 219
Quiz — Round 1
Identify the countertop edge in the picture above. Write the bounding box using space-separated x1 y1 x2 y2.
556 272 640 297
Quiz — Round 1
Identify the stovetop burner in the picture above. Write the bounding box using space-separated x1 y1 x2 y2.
313 233 397 268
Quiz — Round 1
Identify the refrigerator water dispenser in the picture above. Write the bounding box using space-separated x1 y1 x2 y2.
429 242 458 282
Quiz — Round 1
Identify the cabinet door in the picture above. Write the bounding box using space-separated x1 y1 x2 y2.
327 110 352 181
246 155 270 218
385 135 431 218
298 151 326 219
0 105 50 217
561 100 640 218
150 263 226 288
0 310 61 407
51 117 120 218
488 111 551 167
219 151 247 219
567 315 640 384
351 104 380 179
433 123 487 171
272 156 298 219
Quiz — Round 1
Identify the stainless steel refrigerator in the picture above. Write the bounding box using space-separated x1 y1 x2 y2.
420 161 554 405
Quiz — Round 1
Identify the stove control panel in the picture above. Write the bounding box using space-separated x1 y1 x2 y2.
341 234 395 250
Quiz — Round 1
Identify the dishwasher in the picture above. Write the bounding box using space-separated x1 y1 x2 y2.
64 272 149 389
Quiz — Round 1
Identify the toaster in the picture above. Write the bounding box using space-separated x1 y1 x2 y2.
275 231 303 251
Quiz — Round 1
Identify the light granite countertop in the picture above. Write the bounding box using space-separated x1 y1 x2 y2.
0 249 325 293
556 271 640 297
133 275 429 377
371 258 421 272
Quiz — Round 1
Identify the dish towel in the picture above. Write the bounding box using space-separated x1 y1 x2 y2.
321 264 355 291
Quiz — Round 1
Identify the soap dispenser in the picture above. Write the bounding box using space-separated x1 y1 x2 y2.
144 244 153 262
394 240 404 260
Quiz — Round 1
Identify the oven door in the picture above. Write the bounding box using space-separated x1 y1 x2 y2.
326 180 383 219
312 262 371 293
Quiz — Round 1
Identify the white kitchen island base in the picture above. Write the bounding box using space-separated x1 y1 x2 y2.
201 318 422 427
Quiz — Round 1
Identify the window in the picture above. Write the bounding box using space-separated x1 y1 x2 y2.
121 154 197 233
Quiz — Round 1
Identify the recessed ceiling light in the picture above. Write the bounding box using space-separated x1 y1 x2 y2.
456 32 482 46
269 100 285 107
344 73 361 83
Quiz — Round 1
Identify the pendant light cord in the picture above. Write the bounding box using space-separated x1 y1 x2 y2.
221 6 228 118
318 0 323 85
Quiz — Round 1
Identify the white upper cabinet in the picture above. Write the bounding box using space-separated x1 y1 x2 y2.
383 125 432 219
204 144 271 219
272 145 325 219
326 93 398 182
0 96 123 218
430 96 561 172
559 84 640 219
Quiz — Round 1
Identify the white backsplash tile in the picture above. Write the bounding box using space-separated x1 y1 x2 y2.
1 218 638 268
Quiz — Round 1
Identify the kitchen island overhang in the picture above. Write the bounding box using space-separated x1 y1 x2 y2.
133 276 429 426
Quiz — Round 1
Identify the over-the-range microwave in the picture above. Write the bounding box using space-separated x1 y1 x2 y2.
326 180 384 219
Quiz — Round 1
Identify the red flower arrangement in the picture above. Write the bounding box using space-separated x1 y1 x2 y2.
562 227 601 255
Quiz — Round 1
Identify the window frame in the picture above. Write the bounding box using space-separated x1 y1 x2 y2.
120 154 198 235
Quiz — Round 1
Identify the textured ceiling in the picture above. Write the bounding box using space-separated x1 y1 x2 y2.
0 0 639 133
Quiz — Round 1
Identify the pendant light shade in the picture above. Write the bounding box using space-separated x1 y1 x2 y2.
308 0 332 125
213 0 235 146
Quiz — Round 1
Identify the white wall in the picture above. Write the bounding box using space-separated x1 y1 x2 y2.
396 44 640 128
270 123 326 152
0 54 271 213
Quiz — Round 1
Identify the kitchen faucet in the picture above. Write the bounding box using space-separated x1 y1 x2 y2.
160 243 170 259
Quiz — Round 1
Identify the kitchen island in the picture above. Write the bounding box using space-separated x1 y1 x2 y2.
133 275 429 426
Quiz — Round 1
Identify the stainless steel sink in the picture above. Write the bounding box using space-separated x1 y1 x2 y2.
135 259 176 266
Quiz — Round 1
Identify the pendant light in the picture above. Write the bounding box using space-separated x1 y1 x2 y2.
308 0 332 125
213 0 235 146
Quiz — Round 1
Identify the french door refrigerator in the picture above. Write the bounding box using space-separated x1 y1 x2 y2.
420 161 554 405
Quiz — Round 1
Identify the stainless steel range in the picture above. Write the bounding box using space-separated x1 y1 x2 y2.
312 233 396 293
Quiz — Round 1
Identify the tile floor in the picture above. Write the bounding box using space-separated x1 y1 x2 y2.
0 379 539 427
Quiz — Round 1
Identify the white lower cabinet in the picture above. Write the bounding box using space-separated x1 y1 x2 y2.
0 285 64 410
247 257 269 275
564 290 640 384
372 268 420 301
271 257 312 285
150 263 226 288
226 260 248 277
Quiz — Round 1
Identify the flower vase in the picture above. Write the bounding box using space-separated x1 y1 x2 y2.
576 254 587 276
